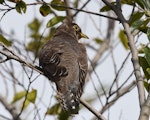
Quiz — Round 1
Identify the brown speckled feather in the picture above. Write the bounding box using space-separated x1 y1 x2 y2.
39 18 88 114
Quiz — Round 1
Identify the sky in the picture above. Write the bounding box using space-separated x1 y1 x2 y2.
0 0 148 120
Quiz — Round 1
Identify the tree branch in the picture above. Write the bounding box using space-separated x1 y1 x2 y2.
139 93 150 120
122 22 145 107
101 0 146 108
0 94 21 120
73 0 91 17
86 14 115 81
101 81 136 113
91 80 136 120
80 99 106 120
64 0 73 17
0 1 119 21
0 42 106 119
0 43 43 75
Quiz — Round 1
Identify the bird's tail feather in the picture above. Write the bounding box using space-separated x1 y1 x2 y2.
57 91 79 114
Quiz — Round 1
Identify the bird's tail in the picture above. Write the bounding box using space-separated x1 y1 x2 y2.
57 90 80 114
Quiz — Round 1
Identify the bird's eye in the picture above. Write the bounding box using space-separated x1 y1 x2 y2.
73 25 79 31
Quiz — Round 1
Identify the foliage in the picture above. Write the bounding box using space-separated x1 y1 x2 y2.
0 34 12 46
47 16 66 28
94 38 103 44
118 30 129 49
15 1 26 14
50 0 66 11
46 103 70 120
1 0 150 119
139 46 150 92
39 4 51 17
26 18 56 57
12 89 37 109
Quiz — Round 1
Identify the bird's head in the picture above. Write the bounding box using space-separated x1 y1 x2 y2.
56 18 89 40
72 23 89 40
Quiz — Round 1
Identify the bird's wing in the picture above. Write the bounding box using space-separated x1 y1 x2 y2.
56 43 87 113
39 41 68 81
78 43 88 89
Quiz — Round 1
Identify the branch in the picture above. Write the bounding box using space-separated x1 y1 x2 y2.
139 93 150 120
0 43 106 119
0 43 43 75
86 15 115 81
58 5 118 21
0 94 21 120
101 0 145 108
73 0 91 17
64 0 73 17
122 22 145 106
101 81 136 113
80 99 106 120
0 1 119 21
91 81 136 120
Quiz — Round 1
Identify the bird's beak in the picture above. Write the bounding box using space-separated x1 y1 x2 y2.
80 32 89 39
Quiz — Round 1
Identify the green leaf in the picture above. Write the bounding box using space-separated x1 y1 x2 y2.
43 27 56 42
121 0 135 5
46 103 70 120
21 99 30 110
51 0 66 11
146 68 150 75
129 12 144 26
15 1 26 14
26 39 41 55
0 0 4 4
138 44 146 54
131 19 149 33
138 20 149 33
100 0 134 12
8 0 19 3
49 27 56 39
39 4 51 17
28 18 41 31
100 5 112 12
47 16 66 28
94 38 103 44
139 56 150 80
131 20 143 30
135 0 144 9
12 90 27 103
144 46 150 66
73 0 79 8
141 0 150 11
58 110 70 120
118 30 129 49
144 81 150 92
0 34 12 46
147 27 150 41
27 89 37 103
12 89 36 104
46 103 61 115
100 2 115 12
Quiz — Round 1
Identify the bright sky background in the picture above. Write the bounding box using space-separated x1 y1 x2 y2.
0 0 149 120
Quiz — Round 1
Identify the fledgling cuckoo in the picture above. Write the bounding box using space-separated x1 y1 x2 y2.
39 18 88 114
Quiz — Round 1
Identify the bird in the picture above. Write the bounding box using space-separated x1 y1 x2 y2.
39 18 88 114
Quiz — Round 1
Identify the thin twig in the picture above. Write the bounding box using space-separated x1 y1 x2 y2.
0 43 43 75
73 0 91 17
139 93 150 120
0 1 119 21
0 94 21 120
0 42 105 119
102 0 145 109
101 81 136 113
80 99 106 120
